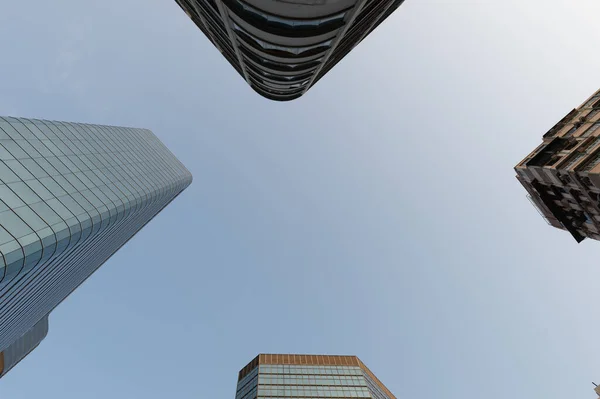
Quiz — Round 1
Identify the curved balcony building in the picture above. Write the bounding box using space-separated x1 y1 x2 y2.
174 0 405 101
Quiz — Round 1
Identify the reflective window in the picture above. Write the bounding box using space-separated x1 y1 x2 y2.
240 46 322 73
248 77 305 96
245 62 313 83
245 364 376 399
245 68 310 89
228 0 348 36
0 117 192 355
233 23 332 58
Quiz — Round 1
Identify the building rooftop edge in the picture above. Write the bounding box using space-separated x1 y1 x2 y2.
237 354 396 399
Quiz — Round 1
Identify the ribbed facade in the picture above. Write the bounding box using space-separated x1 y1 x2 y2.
515 88 600 242
0 315 48 377
0 116 192 376
174 0 405 101
236 354 396 399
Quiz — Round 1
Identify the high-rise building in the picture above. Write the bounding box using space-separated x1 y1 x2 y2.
174 0 405 101
236 354 396 399
515 88 600 243
0 316 48 378
0 116 191 377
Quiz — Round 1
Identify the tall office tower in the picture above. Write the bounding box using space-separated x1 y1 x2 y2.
174 0 405 101
0 316 48 378
515 88 600 243
236 354 396 399
0 116 191 377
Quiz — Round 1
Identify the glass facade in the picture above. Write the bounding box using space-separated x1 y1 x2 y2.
360 373 393 399
236 355 395 399
236 361 259 399
174 0 406 101
0 116 191 366
0 315 48 377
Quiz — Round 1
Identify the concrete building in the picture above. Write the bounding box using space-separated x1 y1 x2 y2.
515 88 600 242
236 354 396 399
174 0 405 101
0 116 191 378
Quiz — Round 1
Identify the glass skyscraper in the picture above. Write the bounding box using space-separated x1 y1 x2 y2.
0 116 191 377
236 354 396 399
174 0 406 101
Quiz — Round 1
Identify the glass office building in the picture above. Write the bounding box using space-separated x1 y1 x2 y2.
0 116 191 377
174 0 406 101
236 354 396 399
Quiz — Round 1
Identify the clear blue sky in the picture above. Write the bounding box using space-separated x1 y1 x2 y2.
1 0 600 398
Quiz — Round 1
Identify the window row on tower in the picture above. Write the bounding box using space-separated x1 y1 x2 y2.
256 385 371 398
259 375 367 387
224 0 351 38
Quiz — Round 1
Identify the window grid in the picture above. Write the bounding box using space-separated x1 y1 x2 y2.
0 116 191 352
252 365 372 399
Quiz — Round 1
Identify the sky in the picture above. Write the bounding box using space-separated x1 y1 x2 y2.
1 0 600 398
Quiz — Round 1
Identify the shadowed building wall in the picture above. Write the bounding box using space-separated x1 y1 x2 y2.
515 88 600 242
